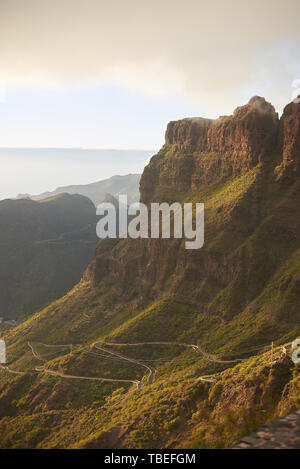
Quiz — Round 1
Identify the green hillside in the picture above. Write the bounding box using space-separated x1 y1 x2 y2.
0 193 98 320
0 97 300 448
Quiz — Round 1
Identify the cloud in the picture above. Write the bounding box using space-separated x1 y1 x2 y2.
0 0 300 115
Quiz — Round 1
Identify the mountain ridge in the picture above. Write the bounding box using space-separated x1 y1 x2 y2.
0 193 98 320
16 173 142 207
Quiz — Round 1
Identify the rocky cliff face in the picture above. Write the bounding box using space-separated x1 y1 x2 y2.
140 96 279 204
165 96 278 158
275 98 300 181
85 96 300 323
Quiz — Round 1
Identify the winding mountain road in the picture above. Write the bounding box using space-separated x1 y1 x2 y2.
34 366 141 388
197 374 217 383
205 352 243 364
29 342 142 389
0 363 24 375
28 341 47 362
94 342 156 384
26 340 240 386
26 340 206 387
93 341 225 385
0 339 249 389
101 341 242 363
102 340 201 350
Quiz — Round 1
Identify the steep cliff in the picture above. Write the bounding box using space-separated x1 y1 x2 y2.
84 97 300 325
140 96 279 204
1 97 300 449
275 98 300 181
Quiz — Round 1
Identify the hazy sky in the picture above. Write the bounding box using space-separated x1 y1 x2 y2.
0 0 300 196
0 148 154 200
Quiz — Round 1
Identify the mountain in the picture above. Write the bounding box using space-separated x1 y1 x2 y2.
17 173 141 206
1 97 300 449
0 193 98 321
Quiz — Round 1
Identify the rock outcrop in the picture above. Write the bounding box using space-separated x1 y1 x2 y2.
140 97 279 204
275 98 300 181
165 96 278 158
86 96 300 321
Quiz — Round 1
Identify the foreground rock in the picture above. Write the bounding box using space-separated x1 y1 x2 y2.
232 410 300 449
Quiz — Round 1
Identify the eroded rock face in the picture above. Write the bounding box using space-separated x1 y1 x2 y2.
276 99 300 181
166 97 278 157
84 96 300 323
140 97 279 204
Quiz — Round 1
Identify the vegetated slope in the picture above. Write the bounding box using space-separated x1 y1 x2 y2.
1 97 300 449
0 193 98 320
17 173 142 206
